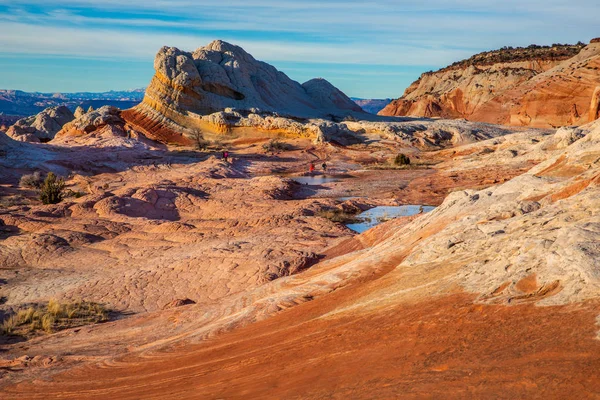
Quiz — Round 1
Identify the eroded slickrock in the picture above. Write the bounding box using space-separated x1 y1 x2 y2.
381 41 600 128
53 106 159 149
6 106 74 142
2 109 600 398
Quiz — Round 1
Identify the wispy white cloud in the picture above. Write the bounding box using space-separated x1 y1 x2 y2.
0 20 477 67
0 0 597 96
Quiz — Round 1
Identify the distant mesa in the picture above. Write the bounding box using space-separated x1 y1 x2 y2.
351 98 392 114
0 89 145 117
379 41 600 128
123 40 365 143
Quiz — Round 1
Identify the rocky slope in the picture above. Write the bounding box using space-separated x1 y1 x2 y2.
124 40 364 143
5 106 74 142
2 118 600 398
0 115 19 132
380 41 600 128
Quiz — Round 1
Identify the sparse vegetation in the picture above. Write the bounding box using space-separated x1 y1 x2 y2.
425 43 586 76
1 300 109 336
0 194 30 207
65 189 86 198
191 129 210 151
316 209 361 224
262 139 289 153
393 154 411 166
211 139 225 151
39 172 66 204
19 171 45 189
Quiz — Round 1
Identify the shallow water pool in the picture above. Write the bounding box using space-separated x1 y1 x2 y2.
346 205 435 233
292 175 340 185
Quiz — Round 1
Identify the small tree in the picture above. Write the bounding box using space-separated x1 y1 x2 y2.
393 154 411 166
191 130 209 151
39 172 65 204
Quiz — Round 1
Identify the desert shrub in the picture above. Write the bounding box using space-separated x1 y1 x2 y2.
19 171 44 189
393 154 411 166
191 130 210 151
41 314 55 333
211 139 225 151
316 209 360 224
65 189 85 198
262 139 289 153
39 172 65 204
1 300 109 336
1 315 18 335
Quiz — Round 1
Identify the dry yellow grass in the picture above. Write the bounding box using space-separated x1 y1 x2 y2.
1 300 108 336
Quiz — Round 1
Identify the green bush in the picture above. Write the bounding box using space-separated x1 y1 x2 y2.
393 154 411 166
39 172 65 204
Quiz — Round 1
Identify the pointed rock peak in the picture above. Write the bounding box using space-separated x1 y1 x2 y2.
203 40 244 54
74 106 86 119
303 78 336 90
302 78 363 113
87 106 95 113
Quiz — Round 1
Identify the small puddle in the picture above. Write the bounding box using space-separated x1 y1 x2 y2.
346 205 435 233
292 175 341 185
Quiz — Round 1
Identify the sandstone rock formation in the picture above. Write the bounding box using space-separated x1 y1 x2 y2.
0 115 19 132
590 86 600 122
54 106 157 148
381 41 600 128
5 105 74 142
57 106 125 137
74 106 86 119
124 40 364 143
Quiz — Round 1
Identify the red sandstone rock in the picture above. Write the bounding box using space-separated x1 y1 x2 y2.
381 42 600 128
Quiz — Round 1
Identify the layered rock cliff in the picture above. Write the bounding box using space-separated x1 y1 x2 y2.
380 41 600 128
124 40 364 143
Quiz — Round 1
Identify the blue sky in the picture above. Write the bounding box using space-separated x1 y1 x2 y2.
0 1 598 98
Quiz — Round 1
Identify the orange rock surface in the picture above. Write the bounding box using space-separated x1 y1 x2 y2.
381 41 600 128
2 74 600 399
